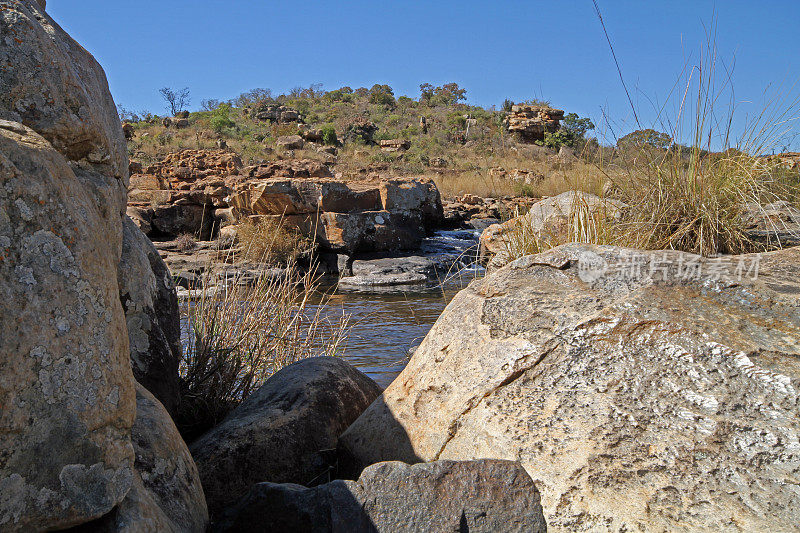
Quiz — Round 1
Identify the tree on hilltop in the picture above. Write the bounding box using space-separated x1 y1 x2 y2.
159 87 191 116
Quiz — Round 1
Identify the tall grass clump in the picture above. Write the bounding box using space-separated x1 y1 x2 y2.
176 225 348 441
609 38 800 256
499 191 617 259
236 216 314 264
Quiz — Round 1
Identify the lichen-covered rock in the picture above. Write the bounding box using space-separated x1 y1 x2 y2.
69 384 208 532
340 244 800 531
118 217 181 414
128 385 206 532
0 0 128 181
215 460 546 533
0 122 134 531
190 357 381 519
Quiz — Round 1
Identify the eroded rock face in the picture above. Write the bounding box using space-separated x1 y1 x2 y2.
229 177 443 253
340 244 800 531
118 217 181 414
0 0 128 181
0 123 134 530
216 460 546 533
190 357 381 519
505 104 564 142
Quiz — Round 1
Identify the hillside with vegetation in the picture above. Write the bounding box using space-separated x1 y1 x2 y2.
120 83 607 199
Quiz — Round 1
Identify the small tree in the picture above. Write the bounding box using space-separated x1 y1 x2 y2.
543 113 595 150
618 128 672 150
368 84 395 106
159 87 190 116
502 98 514 112
201 98 221 111
210 103 235 134
419 82 467 106
320 124 338 145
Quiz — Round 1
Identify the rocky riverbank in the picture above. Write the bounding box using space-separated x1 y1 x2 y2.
3 2 800 532
0 2 545 531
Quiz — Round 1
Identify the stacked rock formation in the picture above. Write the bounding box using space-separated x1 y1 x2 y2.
253 104 301 123
126 150 333 239
505 104 564 142
127 149 444 253
228 176 443 253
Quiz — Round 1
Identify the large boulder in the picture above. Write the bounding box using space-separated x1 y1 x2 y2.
479 190 625 261
0 0 128 182
71 384 208 532
118 216 181 414
216 459 546 533
340 244 800 531
0 123 134 530
190 357 381 519
275 134 304 150
227 177 443 253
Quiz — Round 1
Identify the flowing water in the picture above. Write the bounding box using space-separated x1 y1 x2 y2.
320 269 482 388
316 230 484 387
181 230 484 389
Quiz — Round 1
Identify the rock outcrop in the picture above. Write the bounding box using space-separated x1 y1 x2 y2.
190 357 381 519
0 1 135 528
505 104 564 142
379 138 411 152
275 134 304 150
229 177 443 253
253 104 301 123
340 244 800 531
479 190 626 262
216 460 546 533
118 217 182 414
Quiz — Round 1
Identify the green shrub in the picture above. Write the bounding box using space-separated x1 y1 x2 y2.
210 103 235 134
321 124 338 145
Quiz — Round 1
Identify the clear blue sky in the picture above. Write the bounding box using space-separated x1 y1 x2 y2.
49 1 800 149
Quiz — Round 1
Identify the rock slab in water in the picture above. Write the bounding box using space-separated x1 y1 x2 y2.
70 383 208 532
340 244 800 531
118 216 182 414
190 357 381 519
215 459 546 533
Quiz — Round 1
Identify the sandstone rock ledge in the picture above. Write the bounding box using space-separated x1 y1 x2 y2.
340 243 800 531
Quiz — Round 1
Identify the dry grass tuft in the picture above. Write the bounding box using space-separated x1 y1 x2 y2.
175 225 348 441
235 216 314 264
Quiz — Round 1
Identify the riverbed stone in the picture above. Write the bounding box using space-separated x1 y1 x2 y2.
339 243 800 531
190 357 381 519
215 459 546 533
118 216 182 414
